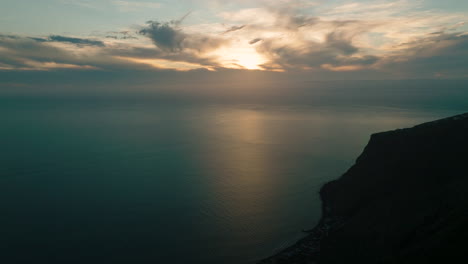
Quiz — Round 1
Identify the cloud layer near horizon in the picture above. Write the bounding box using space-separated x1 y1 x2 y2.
1 0 467 79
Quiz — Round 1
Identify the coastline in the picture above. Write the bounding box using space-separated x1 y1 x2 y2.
260 112 468 263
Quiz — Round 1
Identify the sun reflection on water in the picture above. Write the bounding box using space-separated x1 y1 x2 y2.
195 107 281 241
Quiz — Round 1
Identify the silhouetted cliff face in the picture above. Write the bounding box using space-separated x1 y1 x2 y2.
260 113 468 264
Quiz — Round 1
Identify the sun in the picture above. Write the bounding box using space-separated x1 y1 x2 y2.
213 46 267 70
232 51 266 70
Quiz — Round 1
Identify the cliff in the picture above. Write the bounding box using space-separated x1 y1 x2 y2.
260 112 468 264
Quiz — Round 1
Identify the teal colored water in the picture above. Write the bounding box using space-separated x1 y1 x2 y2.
0 96 463 263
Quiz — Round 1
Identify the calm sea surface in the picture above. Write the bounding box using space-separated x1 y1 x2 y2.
0 95 464 263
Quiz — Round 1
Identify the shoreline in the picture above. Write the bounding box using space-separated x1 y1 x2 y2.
259 112 468 263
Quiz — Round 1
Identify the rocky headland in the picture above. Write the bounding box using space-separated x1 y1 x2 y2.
260 112 468 264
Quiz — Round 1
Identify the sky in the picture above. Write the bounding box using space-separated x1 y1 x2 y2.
1 0 468 93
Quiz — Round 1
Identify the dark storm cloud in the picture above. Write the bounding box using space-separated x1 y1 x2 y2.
48 35 105 46
139 20 227 53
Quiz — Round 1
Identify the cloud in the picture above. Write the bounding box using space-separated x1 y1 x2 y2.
105 31 139 40
325 31 359 55
213 0 468 75
1 0 468 78
48 35 105 47
222 25 246 34
249 38 262 45
0 34 116 70
139 20 227 53
0 33 222 72
23 35 106 47
251 20 379 71
104 45 223 70
378 31 468 78
220 7 319 31
139 21 186 52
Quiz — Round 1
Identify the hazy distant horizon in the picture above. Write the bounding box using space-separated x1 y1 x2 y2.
2 79 468 113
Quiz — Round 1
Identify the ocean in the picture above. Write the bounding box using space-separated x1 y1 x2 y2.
0 88 465 263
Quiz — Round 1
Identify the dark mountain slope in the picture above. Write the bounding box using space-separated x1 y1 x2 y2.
260 112 468 264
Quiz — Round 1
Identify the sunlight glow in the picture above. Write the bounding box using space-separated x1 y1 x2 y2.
215 47 267 70
116 57 215 71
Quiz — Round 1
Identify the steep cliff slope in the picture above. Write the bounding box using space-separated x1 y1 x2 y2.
260 112 468 264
